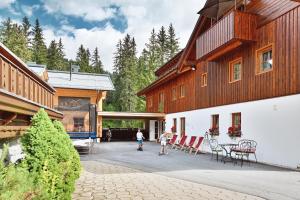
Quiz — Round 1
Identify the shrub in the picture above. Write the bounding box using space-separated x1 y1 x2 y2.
21 109 81 199
0 144 46 200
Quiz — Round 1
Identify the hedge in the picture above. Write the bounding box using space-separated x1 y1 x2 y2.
0 109 81 200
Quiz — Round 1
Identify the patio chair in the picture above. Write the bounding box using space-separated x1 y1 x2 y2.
231 139 257 166
175 135 187 150
168 134 178 149
209 139 223 162
189 136 204 155
183 136 197 152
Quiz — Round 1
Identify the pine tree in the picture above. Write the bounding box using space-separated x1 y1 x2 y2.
57 38 68 70
157 26 168 66
92 47 104 73
47 40 59 70
76 44 89 72
31 19 47 64
0 18 12 45
166 23 180 60
0 18 31 61
112 34 138 113
22 16 31 39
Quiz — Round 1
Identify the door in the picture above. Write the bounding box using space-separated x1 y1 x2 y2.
149 120 156 141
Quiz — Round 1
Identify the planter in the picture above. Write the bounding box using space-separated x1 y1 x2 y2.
227 132 242 138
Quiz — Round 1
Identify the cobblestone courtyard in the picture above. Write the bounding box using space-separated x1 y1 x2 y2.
73 161 263 200
73 142 300 200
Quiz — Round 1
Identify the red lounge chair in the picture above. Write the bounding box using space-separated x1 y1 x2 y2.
189 137 204 155
168 134 178 149
183 136 197 152
175 135 187 150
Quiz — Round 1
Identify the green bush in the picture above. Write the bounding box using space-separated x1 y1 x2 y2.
20 109 81 199
0 144 46 200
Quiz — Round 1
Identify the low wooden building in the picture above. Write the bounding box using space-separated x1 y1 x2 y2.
28 65 114 138
138 0 300 169
0 43 63 139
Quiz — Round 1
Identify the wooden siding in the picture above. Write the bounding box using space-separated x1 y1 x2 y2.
145 3 300 114
196 10 257 60
195 6 300 109
246 0 299 26
146 71 195 113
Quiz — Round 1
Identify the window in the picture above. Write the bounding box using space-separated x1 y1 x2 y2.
179 84 185 98
229 58 242 83
172 88 177 101
232 113 241 131
201 73 207 87
180 117 185 137
256 44 273 74
172 118 177 133
211 114 219 133
73 117 84 132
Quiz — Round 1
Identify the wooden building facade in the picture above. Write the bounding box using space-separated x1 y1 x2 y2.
28 67 115 138
0 43 63 139
138 0 300 169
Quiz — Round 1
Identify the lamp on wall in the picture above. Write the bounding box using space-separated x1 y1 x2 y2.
191 64 196 71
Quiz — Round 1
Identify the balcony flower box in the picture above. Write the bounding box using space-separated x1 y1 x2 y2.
227 127 242 138
208 127 219 136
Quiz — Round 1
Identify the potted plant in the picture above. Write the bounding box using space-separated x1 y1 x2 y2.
208 127 219 136
227 126 242 138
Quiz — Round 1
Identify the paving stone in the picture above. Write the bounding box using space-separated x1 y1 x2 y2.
73 161 264 200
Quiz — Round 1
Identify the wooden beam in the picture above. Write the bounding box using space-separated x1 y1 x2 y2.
0 126 29 139
202 40 243 61
2 113 17 125
0 89 63 120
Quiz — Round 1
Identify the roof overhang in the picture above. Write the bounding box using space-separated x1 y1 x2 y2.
98 111 165 120
0 89 63 120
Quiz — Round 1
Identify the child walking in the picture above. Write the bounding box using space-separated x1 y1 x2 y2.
159 132 168 155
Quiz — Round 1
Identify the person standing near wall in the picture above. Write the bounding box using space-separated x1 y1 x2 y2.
159 132 168 155
107 128 112 142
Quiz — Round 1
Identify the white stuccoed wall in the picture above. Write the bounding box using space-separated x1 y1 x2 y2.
165 94 300 169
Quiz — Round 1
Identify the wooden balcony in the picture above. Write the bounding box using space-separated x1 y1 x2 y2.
0 44 62 121
196 11 257 61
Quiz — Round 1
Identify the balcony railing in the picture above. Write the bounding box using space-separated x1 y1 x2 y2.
196 10 257 60
0 44 62 120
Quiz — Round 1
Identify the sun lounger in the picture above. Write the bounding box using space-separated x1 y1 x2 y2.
175 135 187 150
168 134 178 149
189 136 204 155
183 136 197 152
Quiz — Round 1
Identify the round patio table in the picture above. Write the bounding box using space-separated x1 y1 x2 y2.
219 143 238 163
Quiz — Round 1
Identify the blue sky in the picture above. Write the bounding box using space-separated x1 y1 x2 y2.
0 0 204 72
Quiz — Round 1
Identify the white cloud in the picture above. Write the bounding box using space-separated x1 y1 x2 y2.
43 24 123 73
0 0 15 9
42 0 205 72
43 0 117 22
21 4 39 17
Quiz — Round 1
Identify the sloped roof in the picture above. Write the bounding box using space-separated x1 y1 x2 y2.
155 50 184 76
47 70 115 91
27 62 46 76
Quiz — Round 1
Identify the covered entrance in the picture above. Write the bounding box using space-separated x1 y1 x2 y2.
98 111 165 142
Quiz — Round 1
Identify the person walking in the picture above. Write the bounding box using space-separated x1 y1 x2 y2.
136 129 144 151
159 132 168 155
107 128 112 142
